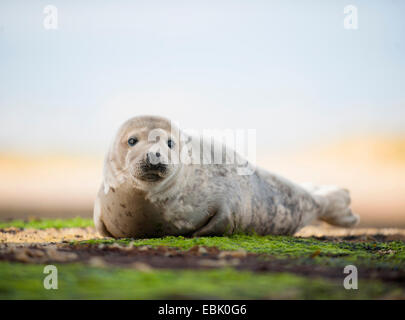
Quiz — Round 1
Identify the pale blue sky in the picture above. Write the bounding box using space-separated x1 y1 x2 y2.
0 0 404 155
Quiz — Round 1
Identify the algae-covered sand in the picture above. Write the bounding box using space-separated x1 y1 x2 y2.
0 218 404 299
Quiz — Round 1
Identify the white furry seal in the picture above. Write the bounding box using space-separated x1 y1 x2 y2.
94 115 359 238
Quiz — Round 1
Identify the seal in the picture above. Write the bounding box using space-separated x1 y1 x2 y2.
94 115 359 238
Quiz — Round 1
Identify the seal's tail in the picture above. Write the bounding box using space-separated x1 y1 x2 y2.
302 184 360 227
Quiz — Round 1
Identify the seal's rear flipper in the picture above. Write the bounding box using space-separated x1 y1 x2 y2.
303 184 360 227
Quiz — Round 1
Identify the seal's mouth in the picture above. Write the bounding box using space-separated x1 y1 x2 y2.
138 171 165 182
138 163 167 181
131 159 169 182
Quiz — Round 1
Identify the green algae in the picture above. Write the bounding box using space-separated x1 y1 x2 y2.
0 262 402 300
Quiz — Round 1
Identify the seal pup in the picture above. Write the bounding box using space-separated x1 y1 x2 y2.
94 115 359 238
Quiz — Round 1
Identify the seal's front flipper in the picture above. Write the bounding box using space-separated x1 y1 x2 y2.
93 197 114 237
192 206 234 237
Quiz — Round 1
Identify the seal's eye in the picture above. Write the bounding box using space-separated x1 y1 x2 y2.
167 139 175 149
127 137 138 147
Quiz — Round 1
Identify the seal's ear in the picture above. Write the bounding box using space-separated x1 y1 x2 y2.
103 140 126 194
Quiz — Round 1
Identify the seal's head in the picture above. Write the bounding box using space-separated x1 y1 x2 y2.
103 115 183 193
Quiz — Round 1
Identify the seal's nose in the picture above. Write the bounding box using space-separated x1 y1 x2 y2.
146 152 161 166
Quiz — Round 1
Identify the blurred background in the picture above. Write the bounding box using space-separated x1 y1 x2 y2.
0 0 404 227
